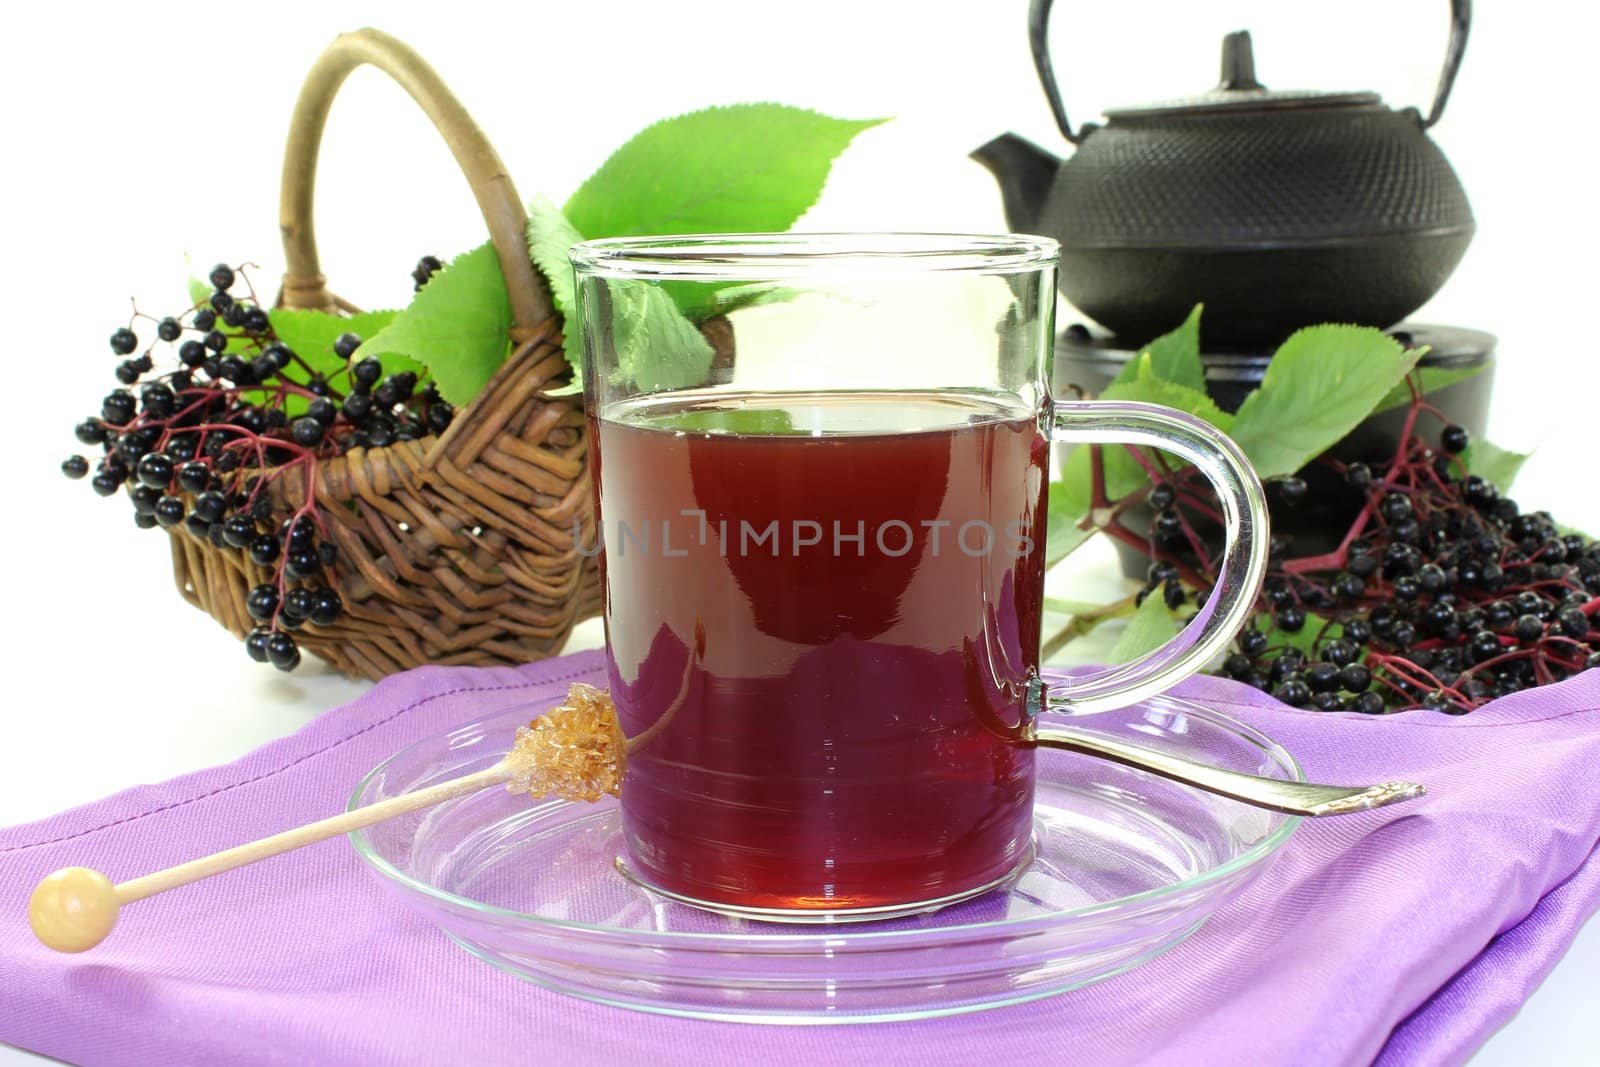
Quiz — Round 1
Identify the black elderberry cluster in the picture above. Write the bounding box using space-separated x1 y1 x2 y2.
1146 421 1600 713
61 258 455 671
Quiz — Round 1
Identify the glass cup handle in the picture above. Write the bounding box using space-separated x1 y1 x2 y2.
1040 400 1271 716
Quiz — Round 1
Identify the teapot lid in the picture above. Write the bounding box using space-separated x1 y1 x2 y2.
1104 31 1380 120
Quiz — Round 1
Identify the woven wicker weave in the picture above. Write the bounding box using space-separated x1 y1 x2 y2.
170 28 601 680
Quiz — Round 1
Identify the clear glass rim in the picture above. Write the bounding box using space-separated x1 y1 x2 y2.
346 693 1303 948
567 232 1061 280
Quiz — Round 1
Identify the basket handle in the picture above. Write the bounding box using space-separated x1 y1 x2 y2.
278 28 552 335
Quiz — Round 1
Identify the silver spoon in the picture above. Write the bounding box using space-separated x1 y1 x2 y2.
1032 721 1424 817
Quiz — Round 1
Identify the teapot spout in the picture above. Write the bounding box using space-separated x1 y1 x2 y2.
970 133 1060 234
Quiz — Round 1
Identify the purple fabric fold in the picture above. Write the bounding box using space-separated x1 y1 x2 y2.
3 652 1597 1067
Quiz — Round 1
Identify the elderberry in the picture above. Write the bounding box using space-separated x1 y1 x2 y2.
265 631 300 671
223 514 257 548
153 495 185 526
290 417 325 447
1558 607 1590 639
352 357 383 388
248 535 280 567
192 491 227 524
1275 476 1308 506
283 588 315 620
246 584 279 621
136 453 174 488
1305 662 1341 693
334 332 363 359
309 588 343 625
285 548 320 579
1380 493 1413 523
426 401 454 435
412 255 443 289
1273 679 1312 707
1352 691 1385 714
1339 664 1372 692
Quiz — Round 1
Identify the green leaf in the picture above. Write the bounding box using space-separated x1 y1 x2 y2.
1261 611 1342 658
525 195 582 318
1049 359 1234 543
1110 594 1183 664
652 406 797 435
1045 468 1095 567
608 281 715 391
563 105 886 238
705 283 801 318
1555 519 1594 540
268 308 406 381
188 275 211 307
1462 439 1530 490
526 194 585 374
1109 305 1205 392
1106 357 1233 431
1229 326 1421 479
1373 362 1483 413
356 242 511 407
1043 595 1121 616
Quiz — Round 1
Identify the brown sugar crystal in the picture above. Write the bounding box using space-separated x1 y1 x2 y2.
503 683 627 803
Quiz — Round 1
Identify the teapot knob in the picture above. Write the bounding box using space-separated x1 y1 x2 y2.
1219 31 1265 92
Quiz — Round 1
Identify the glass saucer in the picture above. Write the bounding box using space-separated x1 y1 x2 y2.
348 694 1302 1024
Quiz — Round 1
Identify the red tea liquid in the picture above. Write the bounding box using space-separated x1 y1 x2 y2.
591 389 1048 912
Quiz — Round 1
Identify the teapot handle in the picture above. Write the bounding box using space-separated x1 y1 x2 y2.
1421 0 1472 128
1027 0 1081 145
1028 0 1471 143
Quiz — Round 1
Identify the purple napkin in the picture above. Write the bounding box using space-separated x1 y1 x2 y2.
3 651 1598 1066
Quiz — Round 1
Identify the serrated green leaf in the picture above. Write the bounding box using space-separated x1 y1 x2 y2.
526 195 582 317
355 242 510 407
608 281 715 392
1229 326 1420 479
563 105 885 238
1109 357 1233 431
188 274 211 307
1110 305 1205 392
1462 439 1530 490
1110 593 1183 664
1373 361 1483 413
526 194 585 378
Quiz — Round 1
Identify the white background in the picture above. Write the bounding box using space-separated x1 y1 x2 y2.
1 0 1596 1062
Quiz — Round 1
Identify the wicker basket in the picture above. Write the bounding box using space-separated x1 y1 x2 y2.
171 28 601 680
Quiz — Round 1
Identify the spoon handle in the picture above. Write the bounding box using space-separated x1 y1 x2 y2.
1033 722 1424 817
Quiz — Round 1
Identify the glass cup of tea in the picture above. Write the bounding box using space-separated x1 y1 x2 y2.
570 234 1269 921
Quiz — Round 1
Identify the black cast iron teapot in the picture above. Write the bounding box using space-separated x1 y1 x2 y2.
973 0 1475 347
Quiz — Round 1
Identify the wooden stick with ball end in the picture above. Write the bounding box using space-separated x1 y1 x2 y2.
28 684 625 953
